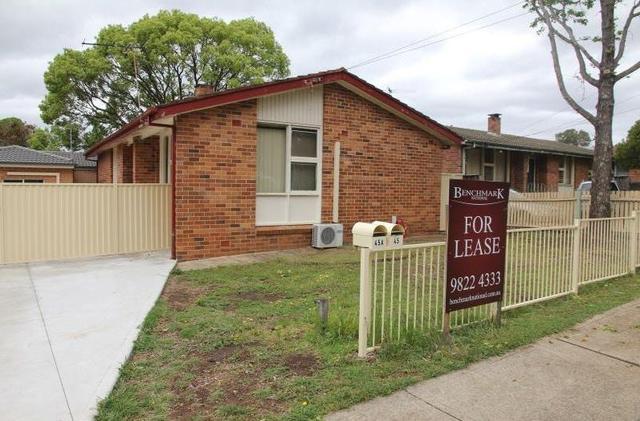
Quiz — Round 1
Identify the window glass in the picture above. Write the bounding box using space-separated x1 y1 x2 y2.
291 162 317 191
483 165 494 181
257 127 286 193
291 129 317 157
484 149 495 164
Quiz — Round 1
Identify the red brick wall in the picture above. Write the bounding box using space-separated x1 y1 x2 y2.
73 168 97 183
122 144 133 183
628 169 640 184
541 155 560 191
97 150 113 183
509 151 526 192
0 167 73 183
174 101 258 260
133 137 159 183
321 84 460 239
574 158 591 188
173 84 462 261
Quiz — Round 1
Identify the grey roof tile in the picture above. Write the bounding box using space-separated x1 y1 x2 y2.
451 126 593 157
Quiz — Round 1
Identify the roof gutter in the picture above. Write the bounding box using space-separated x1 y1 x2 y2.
463 141 593 159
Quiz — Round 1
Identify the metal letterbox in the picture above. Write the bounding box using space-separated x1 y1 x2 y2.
352 222 388 249
373 221 405 247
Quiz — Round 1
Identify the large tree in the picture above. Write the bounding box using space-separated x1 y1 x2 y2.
555 128 592 146
28 122 84 151
527 0 640 217
0 117 35 146
614 119 640 170
40 10 290 145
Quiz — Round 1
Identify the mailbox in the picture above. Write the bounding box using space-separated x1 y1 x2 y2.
352 222 388 249
373 221 405 247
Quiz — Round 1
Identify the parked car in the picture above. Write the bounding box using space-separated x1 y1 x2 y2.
577 180 620 192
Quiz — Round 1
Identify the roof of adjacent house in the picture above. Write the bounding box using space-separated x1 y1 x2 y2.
86 68 463 157
48 151 97 168
450 126 594 158
0 145 96 168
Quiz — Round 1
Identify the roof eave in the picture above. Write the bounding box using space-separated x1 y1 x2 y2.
462 140 593 158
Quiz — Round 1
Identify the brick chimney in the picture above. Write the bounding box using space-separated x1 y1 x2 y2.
488 113 502 135
194 84 214 97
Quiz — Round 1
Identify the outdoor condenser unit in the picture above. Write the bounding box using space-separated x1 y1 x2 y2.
311 224 344 249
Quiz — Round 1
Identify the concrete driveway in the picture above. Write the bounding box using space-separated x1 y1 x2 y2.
0 252 175 421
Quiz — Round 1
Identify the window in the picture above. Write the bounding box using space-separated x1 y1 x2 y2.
256 125 321 225
483 149 495 181
257 127 286 193
559 157 573 185
3 179 44 183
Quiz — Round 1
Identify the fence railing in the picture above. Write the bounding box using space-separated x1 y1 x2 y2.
509 191 640 227
358 212 640 355
0 183 171 264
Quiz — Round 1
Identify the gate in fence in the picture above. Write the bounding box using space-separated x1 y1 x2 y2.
357 212 640 356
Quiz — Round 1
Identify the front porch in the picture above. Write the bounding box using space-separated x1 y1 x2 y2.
464 147 585 193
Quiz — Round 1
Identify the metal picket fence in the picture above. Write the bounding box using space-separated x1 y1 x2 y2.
358 212 640 356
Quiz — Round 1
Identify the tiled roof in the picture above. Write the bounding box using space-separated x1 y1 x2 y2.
0 145 74 166
49 151 96 168
451 126 593 158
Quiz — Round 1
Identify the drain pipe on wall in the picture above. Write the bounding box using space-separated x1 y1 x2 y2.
333 142 340 223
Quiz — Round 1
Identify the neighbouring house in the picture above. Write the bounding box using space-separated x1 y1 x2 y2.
0 145 96 183
452 114 593 192
86 68 463 261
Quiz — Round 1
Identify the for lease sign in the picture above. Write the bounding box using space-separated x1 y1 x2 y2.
445 180 510 312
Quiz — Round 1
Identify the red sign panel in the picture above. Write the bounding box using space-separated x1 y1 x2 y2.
445 180 510 312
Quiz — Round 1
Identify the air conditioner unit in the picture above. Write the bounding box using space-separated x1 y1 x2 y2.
312 223 343 249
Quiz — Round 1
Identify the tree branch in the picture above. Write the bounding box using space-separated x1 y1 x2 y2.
615 1 640 64
617 60 640 80
532 3 599 87
546 25 597 124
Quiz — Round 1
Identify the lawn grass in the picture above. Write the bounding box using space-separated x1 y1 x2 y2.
96 247 640 420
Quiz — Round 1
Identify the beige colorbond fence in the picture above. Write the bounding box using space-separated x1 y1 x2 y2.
358 212 640 355
509 191 640 227
0 184 171 264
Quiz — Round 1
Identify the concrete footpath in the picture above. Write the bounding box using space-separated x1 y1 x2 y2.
327 299 640 421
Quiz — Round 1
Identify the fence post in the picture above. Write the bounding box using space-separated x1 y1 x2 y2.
574 189 582 220
358 247 372 358
630 211 638 274
0 183 4 264
571 218 581 293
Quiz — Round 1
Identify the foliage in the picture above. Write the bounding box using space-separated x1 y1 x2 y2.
40 10 290 140
614 119 640 170
0 117 35 147
27 122 86 151
96 247 640 420
555 128 592 147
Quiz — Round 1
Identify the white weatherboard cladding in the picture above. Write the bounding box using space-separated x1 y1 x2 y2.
257 86 323 126
256 86 323 226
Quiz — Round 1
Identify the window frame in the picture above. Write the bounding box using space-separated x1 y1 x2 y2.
482 148 496 181
256 124 322 197
558 156 573 186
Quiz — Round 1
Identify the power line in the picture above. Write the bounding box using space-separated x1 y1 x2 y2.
523 105 640 137
349 1 523 70
349 9 529 70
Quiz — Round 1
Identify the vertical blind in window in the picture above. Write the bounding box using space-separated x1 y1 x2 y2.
257 127 286 193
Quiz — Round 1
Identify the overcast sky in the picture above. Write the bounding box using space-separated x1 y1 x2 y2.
1 0 639 143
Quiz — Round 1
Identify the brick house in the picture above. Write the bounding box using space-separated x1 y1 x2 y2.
453 114 593 192
86 68 463 261
0 145 96 183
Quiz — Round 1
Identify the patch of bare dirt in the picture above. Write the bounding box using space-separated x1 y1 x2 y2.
284 352 319 376
170 343 287 420
163 277 206 311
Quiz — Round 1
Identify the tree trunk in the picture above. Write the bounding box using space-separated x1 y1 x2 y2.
589 0 616 218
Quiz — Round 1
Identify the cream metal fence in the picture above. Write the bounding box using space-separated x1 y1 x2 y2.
509 191 640 227
358 212 640 356
0 183 171 264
